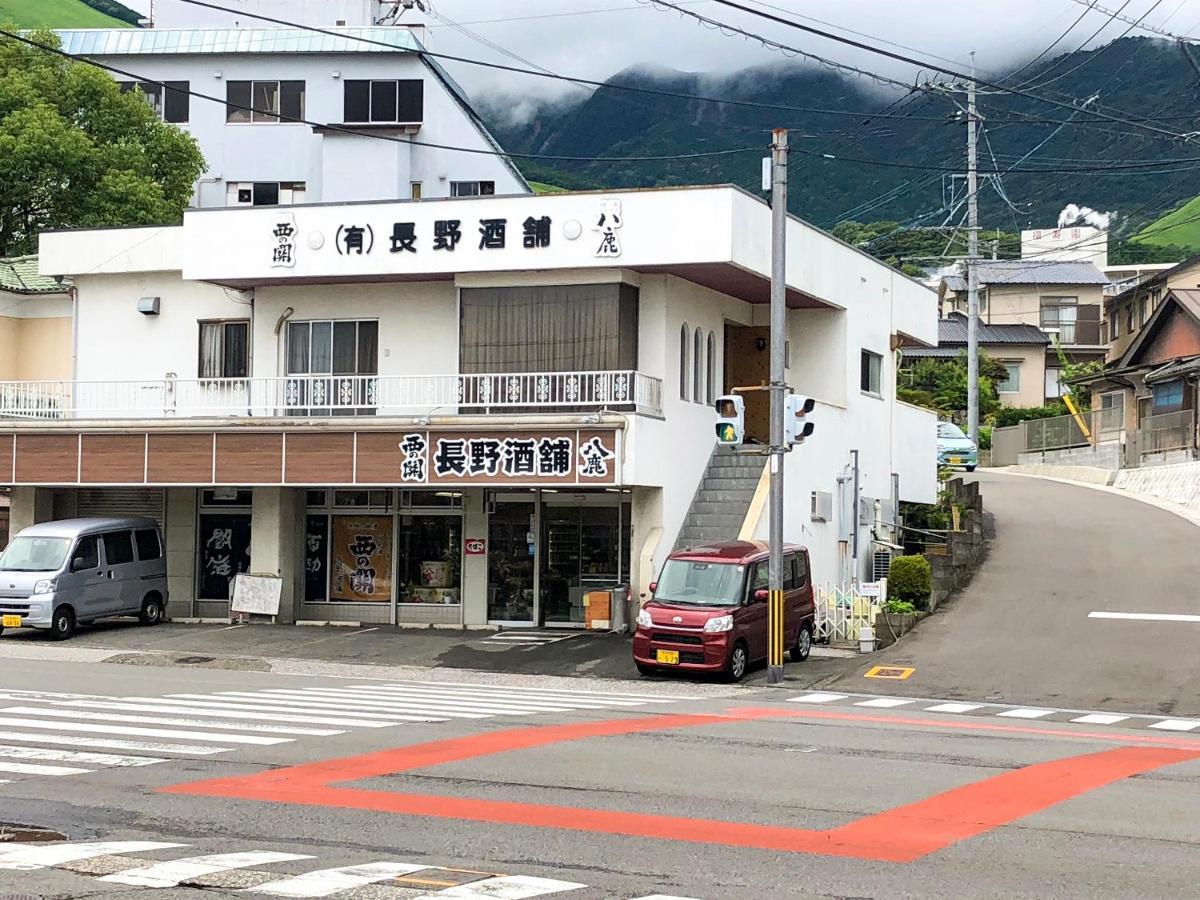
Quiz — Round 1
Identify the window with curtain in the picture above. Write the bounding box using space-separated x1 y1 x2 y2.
693 328 703 404
198 320 249 378
706 331 716 404
286 320 379 415
459 284 638 374
679 323 690 401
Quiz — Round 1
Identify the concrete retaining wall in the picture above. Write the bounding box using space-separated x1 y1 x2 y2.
1016 441 1120 470
1006 464 1117 485
1115 460 1200 510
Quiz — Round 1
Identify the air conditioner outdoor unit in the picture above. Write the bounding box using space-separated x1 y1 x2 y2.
872 550 893 582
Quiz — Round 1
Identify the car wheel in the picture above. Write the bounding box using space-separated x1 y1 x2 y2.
49 606 76 641
790 623 813 663
726 641 748 682
966 465 977 472
139 597 164 626
636 663 656 677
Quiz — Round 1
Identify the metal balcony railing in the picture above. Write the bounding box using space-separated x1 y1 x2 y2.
1138 409 1195 455
0 371 664 420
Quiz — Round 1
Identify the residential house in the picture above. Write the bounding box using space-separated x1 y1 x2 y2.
0 256 72 383
939 259 1109 402
55 25 528 209
1104 254 1200 364
900 312 1049 409
4 186 938 628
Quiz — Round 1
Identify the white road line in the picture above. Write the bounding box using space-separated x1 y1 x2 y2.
855 698 913 708
1072 714 1129 725
34 698 391 729
788 693 848 704
407 679 688 702
410 875 587 899
1 706 344 737
0 744 162 767
924 703 984 713
161 694 448 723
0 729 228 755
1147 719 1200 732
342 684 654 709
102 851 312 888
0 716 291 745
631 895 703 899
266 687 578 715
995 708 1054 719
0 841 186 870
0 760 92 777
1088 611 1200 623
0 779 9 784
250 861 430 897
212 691 498 720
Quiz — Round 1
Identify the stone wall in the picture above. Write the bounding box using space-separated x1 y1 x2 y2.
1017 440 1121 470
924 478 987 611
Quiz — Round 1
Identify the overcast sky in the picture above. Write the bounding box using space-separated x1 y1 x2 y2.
415 0 1200 107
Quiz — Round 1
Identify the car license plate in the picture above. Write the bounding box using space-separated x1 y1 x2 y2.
655 649 680 665
1 615 21 628
949 456 963 465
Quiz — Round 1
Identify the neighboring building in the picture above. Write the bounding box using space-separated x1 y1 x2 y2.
1105 254 1200 364
1020 226 1107 269
8 186 937 628
1102 262 1176 301
900 312 1049 409
128 0 391 29
55 26 528 209
0 256 73 383
939 259 1109 402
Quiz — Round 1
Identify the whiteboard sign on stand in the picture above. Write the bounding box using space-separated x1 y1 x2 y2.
231 573 283 622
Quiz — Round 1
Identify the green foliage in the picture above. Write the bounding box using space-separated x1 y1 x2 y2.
978 425 992 451
0 0 127 27
888 556 932 609
529 181 568 194
831 220 1021 271
0 29 205 256
1134 194 1200 250
993 403 1068 427
1109 238 1193 264
898 351 1009 418
79 0 140 26
883 599 917 615
1060 359 1102 412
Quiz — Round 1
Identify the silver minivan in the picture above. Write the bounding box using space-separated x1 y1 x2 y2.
0 517 168 640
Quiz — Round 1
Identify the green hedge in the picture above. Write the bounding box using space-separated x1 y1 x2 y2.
888 555 932 610
993 404 1068 428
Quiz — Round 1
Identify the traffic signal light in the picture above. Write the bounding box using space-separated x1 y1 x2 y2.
785 394 816 444
714 395 745 445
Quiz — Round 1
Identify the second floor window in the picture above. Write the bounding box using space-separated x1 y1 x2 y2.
1040 296 1078 343
226 181 307 207
1109 311 1119 341
119 81 189 123
860 349 882 396
199 320 250 379
226 80 305 123
344 79 423 123
450 181 495 197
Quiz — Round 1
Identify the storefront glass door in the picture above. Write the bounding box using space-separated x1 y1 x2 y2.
487 499 537 624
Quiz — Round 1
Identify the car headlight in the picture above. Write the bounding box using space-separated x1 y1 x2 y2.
32 579 56 595
636 608 653 628
703 614 734 633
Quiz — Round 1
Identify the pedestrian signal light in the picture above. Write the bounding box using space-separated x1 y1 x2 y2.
714 395 745 445
785 394 816 444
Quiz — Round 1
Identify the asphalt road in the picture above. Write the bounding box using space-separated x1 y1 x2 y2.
830 471 1200 716
2 654 1199 899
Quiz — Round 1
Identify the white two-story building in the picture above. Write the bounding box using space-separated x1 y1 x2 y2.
56 23 527 208
6 185 935 629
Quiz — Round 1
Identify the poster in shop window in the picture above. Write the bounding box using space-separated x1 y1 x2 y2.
331 515 393 602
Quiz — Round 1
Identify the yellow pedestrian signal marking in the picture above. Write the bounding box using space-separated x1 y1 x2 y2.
865 666 915 680
716 423 738 442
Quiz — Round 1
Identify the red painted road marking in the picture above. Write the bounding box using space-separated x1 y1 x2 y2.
160 708 1200 863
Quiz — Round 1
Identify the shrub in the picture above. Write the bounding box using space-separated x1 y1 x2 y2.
883 599 917 615
888 555 932 609
993 404 1068 428
978 425 992 451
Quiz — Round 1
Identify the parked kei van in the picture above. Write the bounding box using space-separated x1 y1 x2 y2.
0 518 168 640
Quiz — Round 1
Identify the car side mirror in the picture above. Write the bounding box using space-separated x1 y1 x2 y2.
753 588 769 603
70 557 86 573
648 582 657 594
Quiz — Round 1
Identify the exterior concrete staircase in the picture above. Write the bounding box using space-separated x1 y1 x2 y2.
674 447 768 550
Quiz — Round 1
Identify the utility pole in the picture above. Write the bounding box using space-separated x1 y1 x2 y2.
965 52 980 446
767 127 787 687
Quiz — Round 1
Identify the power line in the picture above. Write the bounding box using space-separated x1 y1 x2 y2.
0 28 762 164
1063 0 1197 38
1008 0 1138 89
1018 0 1163 91
1000 0 1102 84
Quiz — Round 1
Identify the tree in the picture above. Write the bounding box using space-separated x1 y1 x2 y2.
0 29 205 257
898 351 1010 419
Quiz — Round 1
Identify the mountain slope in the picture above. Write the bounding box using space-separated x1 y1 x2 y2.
1135 194 1200 249
485 37 1200 233
0 0 131 27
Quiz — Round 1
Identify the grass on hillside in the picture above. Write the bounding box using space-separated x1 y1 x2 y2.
0 0 129 28
529 181 568 194
1135 194 1200 250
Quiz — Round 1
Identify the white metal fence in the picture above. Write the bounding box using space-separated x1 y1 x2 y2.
0 370 664 420
814 583 882 643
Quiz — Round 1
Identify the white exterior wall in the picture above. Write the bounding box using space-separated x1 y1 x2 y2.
83 49 525 207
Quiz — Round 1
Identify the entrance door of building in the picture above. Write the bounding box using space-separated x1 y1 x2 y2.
487 497 537 625
724 323 770 444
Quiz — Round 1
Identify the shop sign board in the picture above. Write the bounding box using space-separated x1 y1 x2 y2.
331 515 394 602
391 429 619 487
464 537 487 556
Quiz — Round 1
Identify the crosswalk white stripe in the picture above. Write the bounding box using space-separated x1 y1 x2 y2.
0 841 186 870
409 875 587 899
1 706 345 737
339 684 651 709
261 687 571 715
197 692 491 720
0 716 291 745
0 779 9 784
1072 714 1129 725
0 743 162 767
0 760 92 777
160 694 450 722
1147 719 1200 732
406 679 684 702
0 729 229 755
631 895 703 899
788 693 847 704
995 708 1054 719
924 703 984 713
101 851 312 887
30 698 393 729
854 698 913 708
250 861 430 897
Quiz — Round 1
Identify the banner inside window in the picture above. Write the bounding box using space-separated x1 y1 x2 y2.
331 515 393 602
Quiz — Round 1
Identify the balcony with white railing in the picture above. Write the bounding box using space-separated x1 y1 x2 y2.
0 371 665 421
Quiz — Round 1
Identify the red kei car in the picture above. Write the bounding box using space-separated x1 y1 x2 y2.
632 540 815 682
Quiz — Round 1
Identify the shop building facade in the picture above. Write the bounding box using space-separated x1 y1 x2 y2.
6 185 936 627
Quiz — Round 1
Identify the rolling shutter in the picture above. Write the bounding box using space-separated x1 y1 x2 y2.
75 489 166 527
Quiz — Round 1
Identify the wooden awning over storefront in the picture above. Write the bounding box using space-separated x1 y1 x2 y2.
0 426 621 488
